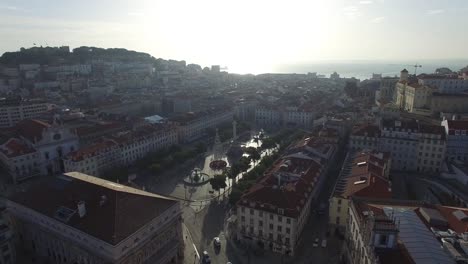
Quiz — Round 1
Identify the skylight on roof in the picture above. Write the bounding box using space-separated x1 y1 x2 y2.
54 206 76 223
453 210 468 221
357 161 367 167
354 180 366 185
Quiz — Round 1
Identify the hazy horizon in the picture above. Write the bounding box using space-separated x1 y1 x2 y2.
1 0 468 74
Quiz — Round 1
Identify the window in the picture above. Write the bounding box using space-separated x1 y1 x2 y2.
285 237 290 245
259 220 263 227
277 226 282 232
241 207 245 213
337 199 342 205
286 228 290 234
270 214 273 220
337 206 341 213
259 211 263 217
336 216 340 225
269 224 274 230
286 218 291 224
241 216 245 222
250 209 254 215
269 233 273 240
250 219 254 225
379 235 388 246
278 216 282 222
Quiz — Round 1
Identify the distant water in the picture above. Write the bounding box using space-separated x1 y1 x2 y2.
268 60 468 80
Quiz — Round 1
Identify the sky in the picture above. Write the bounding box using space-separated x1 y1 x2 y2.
1 0 468 73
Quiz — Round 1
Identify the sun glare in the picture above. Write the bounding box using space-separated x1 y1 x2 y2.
140 0 335 73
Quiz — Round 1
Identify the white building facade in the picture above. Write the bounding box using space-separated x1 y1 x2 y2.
350 120 446 172
442 119 468 162
419 75 468 94
170 109 233 143
64 125 178 176
0 101 49 128
0 120 79 183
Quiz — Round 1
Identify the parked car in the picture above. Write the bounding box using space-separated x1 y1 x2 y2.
214 237 221 247
321 239 327 248
313 238 319 247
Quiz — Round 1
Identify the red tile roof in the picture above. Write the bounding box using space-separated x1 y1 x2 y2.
435 205 468 233
239 156 322 218
75 123 124 137
335 151 391 199
15 119 50 142
66 139 118 161
0 138 36 158
446 120 468 132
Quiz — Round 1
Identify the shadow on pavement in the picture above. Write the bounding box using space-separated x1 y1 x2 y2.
200 200 226 245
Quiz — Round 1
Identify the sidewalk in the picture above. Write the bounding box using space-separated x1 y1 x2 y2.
183 223 200 264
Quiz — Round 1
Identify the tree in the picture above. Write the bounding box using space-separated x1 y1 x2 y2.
210 174 227 195
238 156 251 172
435 67 453 75
228 164 241 179
229 188 243 205
195 142 207 153
148 163 161 174
261 138 277 149
460 65 468 74
246 147 261 164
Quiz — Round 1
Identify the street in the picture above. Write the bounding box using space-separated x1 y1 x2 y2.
180 145 348 264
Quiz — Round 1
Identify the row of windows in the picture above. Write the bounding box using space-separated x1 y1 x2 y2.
240 207 292 224
240 216 292 233
240 225 291 245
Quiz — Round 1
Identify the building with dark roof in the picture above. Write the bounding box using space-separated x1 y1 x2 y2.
235 136 337 256
345 198 468 264
6 172 183 264
329 150 392 231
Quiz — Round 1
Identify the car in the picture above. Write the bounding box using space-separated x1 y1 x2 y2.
313 238 319 247
214 237 221 247
202 251 211 264
321 239 327 248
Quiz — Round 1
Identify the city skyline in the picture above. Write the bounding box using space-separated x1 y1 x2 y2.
1 0 468 74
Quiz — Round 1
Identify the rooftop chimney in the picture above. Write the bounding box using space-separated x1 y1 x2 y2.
77 201 86 218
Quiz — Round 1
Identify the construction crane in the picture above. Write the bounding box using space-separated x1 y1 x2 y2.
406 64 422 75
